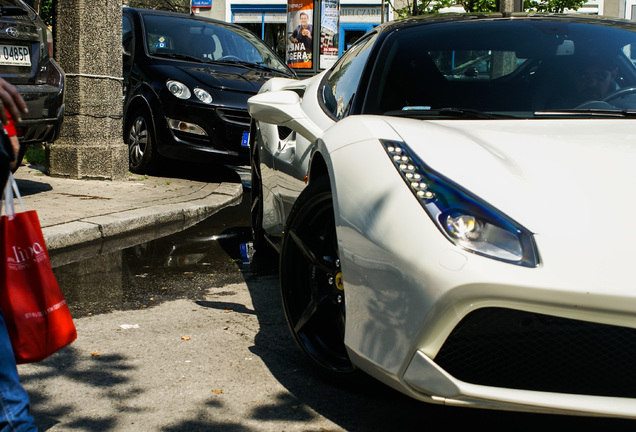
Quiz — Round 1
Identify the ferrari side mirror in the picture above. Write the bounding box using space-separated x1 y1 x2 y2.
248 90 322 142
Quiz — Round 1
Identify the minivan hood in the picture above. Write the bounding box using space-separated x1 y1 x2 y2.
179 64 289 93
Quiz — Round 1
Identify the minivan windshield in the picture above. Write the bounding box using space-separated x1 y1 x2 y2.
142 13 289 74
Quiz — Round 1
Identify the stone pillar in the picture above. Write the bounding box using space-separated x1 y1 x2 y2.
47 0 128 180
603 0 626 18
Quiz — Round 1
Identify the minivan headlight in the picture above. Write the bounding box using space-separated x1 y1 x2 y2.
194 88 213 104
166 80 191 99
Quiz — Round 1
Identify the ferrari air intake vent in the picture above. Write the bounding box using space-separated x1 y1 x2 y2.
277 126 292 139
435 307 636 398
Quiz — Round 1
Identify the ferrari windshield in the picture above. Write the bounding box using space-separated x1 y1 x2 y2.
364 17 636 118
141 14 289 73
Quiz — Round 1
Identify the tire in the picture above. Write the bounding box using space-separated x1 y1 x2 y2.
126 107 158 174
280 176 356 376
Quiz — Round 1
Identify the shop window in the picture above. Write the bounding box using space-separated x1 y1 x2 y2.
239 23 286 61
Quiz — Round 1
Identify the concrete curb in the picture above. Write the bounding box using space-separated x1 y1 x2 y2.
42 184 243 251
12 164 245 256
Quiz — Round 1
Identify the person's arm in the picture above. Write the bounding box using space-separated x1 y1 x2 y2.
0 78 27 126
290 26 299 43
4 112 19 170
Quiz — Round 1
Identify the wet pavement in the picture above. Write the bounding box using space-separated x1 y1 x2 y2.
10 160 254 317
52 191 256 319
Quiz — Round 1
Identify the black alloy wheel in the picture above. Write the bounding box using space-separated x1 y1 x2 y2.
127 107 157 174
280 176 355 375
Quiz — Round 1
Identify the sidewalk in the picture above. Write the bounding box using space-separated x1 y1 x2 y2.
11 164 244 252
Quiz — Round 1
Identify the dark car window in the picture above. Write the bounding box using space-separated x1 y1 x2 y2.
0 0 35 20
122 14 133 63
363 19 636 118
141 13 289 73
321 33 377 120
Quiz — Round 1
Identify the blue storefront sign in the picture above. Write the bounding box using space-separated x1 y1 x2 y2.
191 0 212 7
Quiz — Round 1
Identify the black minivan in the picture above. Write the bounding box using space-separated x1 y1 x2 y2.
122 8 295 174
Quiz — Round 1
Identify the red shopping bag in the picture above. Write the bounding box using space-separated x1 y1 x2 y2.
0 173 76 363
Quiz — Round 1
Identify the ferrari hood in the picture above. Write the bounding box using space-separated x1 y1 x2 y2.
386 118 636 237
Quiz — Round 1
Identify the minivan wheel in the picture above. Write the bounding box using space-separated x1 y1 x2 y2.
127 108 157 174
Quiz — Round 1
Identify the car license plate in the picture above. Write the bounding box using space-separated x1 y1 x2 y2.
241 132 249 147
0 45 30 66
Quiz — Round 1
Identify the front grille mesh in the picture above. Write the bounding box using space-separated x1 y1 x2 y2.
435 307 636 398
217 108 250 127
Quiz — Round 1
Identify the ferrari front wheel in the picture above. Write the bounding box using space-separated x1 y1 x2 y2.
280 176 355 375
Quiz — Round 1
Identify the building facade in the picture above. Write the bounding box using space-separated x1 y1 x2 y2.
191 0 636 62
194 0 392 60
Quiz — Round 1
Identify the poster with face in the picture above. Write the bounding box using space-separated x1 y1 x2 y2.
320 0 339 70
287 0 314 69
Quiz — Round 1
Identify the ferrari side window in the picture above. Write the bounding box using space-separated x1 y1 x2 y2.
321 33 377 120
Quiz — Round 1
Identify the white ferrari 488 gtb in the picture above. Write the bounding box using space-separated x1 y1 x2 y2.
248 13 636 418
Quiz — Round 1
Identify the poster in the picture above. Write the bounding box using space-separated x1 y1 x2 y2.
287 0 314 69
320 0 339 70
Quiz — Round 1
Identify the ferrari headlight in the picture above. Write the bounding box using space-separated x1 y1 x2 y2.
382 140 539 267
166 80 191 99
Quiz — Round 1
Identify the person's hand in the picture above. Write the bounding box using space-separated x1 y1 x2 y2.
0 78 27 125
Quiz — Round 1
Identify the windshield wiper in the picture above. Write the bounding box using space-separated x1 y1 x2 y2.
210 59 282 73
152 52 204 63
384 107 517 119
534 109 636 118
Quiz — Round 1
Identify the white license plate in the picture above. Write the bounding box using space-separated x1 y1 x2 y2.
0 45 31 66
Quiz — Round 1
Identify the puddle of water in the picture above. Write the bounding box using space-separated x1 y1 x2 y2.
52 192 262 318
